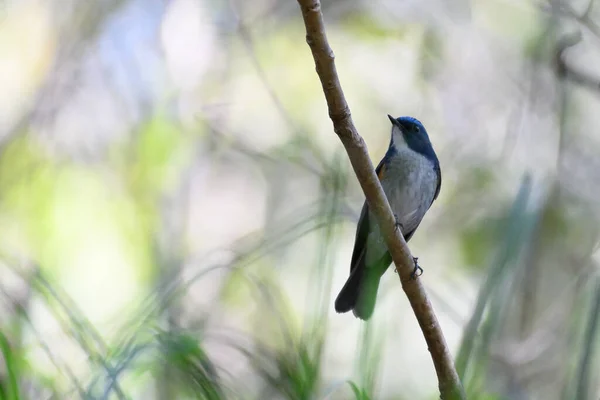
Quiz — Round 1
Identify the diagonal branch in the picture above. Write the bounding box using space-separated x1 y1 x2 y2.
295 1 466 399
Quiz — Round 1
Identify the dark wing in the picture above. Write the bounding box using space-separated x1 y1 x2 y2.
349 159 387 273
348 202 369 273
432 162 441 203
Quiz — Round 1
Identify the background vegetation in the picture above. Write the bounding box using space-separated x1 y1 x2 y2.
0 0 599 399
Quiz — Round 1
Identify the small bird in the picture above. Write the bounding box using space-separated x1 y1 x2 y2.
334 115 441 320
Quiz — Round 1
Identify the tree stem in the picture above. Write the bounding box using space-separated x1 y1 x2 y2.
295 1 466 398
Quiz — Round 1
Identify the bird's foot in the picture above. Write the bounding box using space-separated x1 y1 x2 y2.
410 257 423 280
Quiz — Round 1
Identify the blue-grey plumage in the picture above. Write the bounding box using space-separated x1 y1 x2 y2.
334 115 441 320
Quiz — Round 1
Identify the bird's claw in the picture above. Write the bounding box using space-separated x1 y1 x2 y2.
410 257 423 280
394 257 422 278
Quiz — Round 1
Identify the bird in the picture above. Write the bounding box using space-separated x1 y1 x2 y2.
334 115 441 320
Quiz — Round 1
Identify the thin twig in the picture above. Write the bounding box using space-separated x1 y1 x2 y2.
294 1 466 399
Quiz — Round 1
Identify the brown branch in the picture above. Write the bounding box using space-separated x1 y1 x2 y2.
295 1 466 399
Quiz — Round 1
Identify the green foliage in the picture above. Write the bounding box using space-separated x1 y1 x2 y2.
456 176 537 385
420 28 444 80
257 340 321 400
0 136 57 255
130 116 194 197
347 380 372 400
478 0 544 45
1 2 599 399
155 331 224 400
354 321 383 400
0 332 21 400
219 267 254 308
341 13 408 40
459 219 498 270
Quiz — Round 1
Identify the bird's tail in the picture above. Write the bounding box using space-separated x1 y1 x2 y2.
334 266 363 314
334 259 383 320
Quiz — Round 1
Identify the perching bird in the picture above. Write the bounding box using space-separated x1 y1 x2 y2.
334 115 441 320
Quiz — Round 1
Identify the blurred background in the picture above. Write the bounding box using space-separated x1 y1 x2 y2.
0 0 599 399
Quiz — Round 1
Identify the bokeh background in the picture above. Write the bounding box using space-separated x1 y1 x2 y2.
1 0 599 399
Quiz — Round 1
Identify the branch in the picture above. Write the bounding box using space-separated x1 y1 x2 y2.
555 32 600 94
557 0 600 38
295 1 466 399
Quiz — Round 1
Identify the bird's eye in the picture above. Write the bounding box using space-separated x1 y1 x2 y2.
414 126 420 133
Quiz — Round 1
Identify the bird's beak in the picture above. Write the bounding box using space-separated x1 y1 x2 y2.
387 114 404 130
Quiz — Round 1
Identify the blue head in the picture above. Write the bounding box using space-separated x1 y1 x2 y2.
386 115 438 164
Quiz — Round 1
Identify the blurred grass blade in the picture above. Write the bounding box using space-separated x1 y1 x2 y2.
307 150 346 325
354 320 383 399
99 341 152 400
574 275 600 400
29 272 127 399
157 330 224 400
0 332 20 400
347 380 370 400
455 175 533 380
